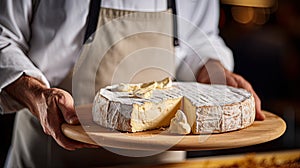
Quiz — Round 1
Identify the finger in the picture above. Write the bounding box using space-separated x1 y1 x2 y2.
50 100 96 150
198 76 210 84
197 70 210 84
53 128 99 150
233 75 265 120
253 92 265 120
40 94 61 136
56 90 79 125
47 95 98 150
234 74 253 91
225 75 238 88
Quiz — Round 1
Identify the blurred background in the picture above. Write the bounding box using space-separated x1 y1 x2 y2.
1 0 299 166
188 0 300 158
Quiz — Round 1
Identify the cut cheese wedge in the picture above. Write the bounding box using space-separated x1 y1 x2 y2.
92 82 255 134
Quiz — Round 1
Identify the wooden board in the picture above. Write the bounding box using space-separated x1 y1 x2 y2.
61 104 286 151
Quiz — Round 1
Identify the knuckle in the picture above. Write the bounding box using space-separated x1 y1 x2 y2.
42 127 50 135
55 136 75 150
52 131 60 141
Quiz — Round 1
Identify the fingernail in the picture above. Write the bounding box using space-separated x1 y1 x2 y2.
258 113 266 121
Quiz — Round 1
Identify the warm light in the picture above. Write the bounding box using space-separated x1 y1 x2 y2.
223 0 276 25
231 6 254 24
222 0 275 8
231 6 271 25
253 8 269 25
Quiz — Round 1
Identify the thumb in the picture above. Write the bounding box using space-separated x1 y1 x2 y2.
56 90 79 125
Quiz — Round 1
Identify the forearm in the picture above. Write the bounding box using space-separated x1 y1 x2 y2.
4 74 96 150
0 0 50 113
196 59 227 84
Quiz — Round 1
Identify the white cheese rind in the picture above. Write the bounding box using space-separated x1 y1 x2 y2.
190 96 255 134
92 82 255 133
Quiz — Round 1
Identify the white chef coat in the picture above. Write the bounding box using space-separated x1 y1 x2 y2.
0 0 233 113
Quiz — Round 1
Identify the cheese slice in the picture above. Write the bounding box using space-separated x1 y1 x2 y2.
92 82 255 134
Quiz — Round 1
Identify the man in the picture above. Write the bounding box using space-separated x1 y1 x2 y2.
0 0 265 167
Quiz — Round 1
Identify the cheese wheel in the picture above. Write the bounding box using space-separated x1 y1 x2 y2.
92 82 255 134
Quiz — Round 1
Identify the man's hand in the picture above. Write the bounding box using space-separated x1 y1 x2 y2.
4 75 98 150
197 59 265 120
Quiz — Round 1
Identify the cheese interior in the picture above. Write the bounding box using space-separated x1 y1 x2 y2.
131 98 181 132
183 97 197 130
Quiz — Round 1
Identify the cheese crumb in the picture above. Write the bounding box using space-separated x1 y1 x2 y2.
116 83 141 92
157 77 172 89
115 77 173 99
133 81 157 98
168 110 191 134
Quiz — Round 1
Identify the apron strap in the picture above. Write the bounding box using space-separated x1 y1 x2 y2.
84 0 102 44
168 0 179 46
83 0 179 46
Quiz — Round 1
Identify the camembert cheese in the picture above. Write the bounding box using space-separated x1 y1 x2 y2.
92 81 255 134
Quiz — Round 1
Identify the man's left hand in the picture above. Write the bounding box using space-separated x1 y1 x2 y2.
197 59 265 120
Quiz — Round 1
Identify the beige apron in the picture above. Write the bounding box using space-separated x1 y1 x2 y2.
6 5 185 168
72 7 176 105
72 4 184 160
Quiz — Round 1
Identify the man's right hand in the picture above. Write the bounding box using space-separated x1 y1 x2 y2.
4 75 98 150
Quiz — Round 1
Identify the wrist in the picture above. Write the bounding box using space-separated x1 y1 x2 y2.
197 59 227 84
4 75 48 116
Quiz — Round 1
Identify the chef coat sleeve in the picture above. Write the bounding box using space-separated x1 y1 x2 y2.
175 0 234 81
0 0 50 114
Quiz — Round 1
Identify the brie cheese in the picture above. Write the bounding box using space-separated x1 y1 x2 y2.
92 81 255 134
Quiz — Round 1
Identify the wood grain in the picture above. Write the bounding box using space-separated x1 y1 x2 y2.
61 104 286 151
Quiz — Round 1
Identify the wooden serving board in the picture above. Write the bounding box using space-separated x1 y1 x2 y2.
61 104 286 151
